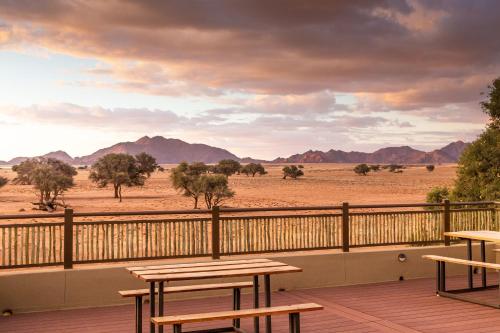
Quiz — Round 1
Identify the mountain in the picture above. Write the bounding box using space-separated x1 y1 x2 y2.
274 141 470 164
1 136 469 166
73 136 240 165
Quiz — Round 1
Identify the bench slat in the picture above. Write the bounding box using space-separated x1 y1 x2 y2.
152 303 323 325
422 255 500 270
127 259 271 272
140 265 302 282
133 261 287 276
119 282 254 298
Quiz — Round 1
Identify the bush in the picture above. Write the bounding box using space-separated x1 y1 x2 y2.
426 165 435 172
388 164 404 173
212 159 241 176
0 176 7 189
282 165 304 179
426 186 449 204
353 164 370 175
369 164 381 172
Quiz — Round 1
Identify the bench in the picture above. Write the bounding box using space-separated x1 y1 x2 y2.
423 255 500 293
120 282 254 333
152 303 324 333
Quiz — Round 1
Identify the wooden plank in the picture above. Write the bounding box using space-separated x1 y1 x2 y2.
119 281 254 298
444 231 500 243
151 303 323 325
127 258 272 272
139 265 303 282
422 255 500 270
132 261 287 276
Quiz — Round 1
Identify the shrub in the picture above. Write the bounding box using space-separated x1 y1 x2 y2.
353 163 370 175
369 164 381 172
282 165 304 179
0 176 7 189
388 164 404 173
426 186 449 204
426 165 435 172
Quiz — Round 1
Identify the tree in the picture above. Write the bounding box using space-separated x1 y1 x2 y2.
170 162 235 208
450 78 500 202
240 163 267 177
426 187 449 204
12 158 77 210
212 159 241 177
369 164 381 172
170 162 208 208
200 174 235 208
426 165 435 172
282 165 304 179
0 176 7 189
354 163 370 176
89 153 159 202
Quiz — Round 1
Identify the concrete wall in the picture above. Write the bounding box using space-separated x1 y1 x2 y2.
0 243 496 314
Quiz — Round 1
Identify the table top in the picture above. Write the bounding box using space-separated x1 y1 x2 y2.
444 230 500 243
128 258 302 282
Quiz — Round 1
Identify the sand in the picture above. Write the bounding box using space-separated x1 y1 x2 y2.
0 164 457 216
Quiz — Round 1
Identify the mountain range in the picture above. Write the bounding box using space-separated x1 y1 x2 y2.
0 136 469 166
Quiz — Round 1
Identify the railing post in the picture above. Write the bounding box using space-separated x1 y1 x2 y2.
64 208 74 269
443 199 450 246
211 206 220 259
342 202 350 252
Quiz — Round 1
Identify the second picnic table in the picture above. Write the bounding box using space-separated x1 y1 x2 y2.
127 258 302 333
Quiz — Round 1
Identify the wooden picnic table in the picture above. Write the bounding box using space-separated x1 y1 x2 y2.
127 258 302 333
444 230 500 289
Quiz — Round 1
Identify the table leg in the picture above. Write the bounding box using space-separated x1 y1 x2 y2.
253 275 260 333
264 274 272 333
158 281 164 333
136 296 143 333
467 239 473 289
480 240 487 287
150 282 156 333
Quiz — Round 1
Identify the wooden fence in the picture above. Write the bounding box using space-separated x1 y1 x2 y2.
0 201 498 269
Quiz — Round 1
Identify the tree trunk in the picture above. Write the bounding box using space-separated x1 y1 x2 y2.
118 186 122 202
114 185 119 198
193 196 198 209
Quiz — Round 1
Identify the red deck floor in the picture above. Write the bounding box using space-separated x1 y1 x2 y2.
1 274 499 333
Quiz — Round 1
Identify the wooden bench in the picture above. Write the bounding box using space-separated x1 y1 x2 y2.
120 282 254 333
152 303 324 333
423 255 500 293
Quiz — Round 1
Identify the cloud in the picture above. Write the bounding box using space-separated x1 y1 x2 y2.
0 0 498 109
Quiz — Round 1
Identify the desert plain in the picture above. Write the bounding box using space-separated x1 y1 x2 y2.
0 163 456 216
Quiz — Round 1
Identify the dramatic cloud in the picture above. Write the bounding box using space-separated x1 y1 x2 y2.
0 0 499 105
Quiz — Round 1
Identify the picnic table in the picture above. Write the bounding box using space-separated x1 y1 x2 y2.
444 230 500 288
127 258 302 333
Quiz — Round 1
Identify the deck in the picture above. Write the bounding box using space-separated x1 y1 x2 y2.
1 275 499 333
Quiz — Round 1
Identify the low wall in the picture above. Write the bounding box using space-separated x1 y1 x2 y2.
0 243 496 313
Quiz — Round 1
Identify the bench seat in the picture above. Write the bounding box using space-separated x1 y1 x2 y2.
152 303 323 333
422 255 500 270
119 281 254 298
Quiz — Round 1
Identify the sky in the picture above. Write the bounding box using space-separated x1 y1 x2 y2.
0 0 498 160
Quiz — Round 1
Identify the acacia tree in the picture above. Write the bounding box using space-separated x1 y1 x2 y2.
450 78 500 201
171 162 234 208
0 176 8 189
200 174 235 208
12 158 77 210
170 162 207 208
282 165 304 179
426 165 435 172
354 164 370 175
241 163 267 177
89 153 159 202
212 159 241 176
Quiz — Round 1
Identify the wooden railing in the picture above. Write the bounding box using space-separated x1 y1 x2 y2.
0 201 498 269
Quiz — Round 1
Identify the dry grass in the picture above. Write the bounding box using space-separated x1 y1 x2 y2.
0 163 457 215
